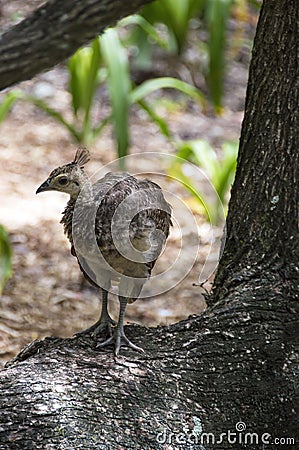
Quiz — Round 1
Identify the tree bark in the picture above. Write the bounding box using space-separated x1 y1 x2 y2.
211 0 299 301
0 0 298 449
0 0 152 91
1 286 297 449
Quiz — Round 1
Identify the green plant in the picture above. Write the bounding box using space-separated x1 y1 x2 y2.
68 37 103 143
138 0 205 56
205 0 232 112
0 225 12 293
122 0 257 110
169 139 238 224
0 30 204 166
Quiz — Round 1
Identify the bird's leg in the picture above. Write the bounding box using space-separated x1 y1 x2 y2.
97 296 144 356
75 288 116 338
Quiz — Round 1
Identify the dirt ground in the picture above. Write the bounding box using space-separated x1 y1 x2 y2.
0 2 256 366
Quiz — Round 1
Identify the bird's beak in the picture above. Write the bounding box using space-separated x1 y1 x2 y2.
36 179 51 194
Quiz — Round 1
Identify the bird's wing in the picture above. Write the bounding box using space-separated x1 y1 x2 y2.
90 173 172 268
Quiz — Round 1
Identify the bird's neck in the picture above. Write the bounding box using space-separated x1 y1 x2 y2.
70 175 92 201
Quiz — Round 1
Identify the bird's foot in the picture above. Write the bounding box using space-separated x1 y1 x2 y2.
75 316 116 338
96 326 144 356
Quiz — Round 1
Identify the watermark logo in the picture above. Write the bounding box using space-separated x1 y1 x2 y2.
235 421 246 432
156 418 296 447
72 152 225 297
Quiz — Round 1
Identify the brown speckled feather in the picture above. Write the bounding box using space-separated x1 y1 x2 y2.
60 172 172 298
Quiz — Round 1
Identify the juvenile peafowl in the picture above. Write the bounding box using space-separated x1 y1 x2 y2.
36 148 172 355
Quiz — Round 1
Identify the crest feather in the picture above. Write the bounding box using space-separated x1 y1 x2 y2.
73 147 90 168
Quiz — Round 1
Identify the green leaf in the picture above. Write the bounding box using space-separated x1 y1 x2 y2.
173 138 238 224
137 99 171 138
0 90 23 122
160 0 201 54
206 0 232 111
167 161 213 222
22 94 81 142
120 15 169 51
68 51 81 116
130 77 205 106
213 141 238 202
0 225 12 293
101 29 131 165
168 161 207 206
92 114 112 139
82 39 101 134
68 38 102 142
141 0 205 54
183 139 218 178
69 47 91 116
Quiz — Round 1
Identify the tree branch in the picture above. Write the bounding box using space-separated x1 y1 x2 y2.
1 283 297 449
0 0 152 91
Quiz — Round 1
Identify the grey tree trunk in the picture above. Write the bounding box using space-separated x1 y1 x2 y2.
0 0 298 449
0 0 152 91
211 0 299 300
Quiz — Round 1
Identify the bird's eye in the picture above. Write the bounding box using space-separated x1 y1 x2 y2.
58 176 68 185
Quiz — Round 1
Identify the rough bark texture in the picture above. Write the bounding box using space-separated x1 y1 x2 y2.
0 0 152 91
1 284 297 449
0 0 298 449
212 0 299 300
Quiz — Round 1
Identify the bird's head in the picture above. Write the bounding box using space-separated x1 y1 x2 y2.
36 148 90 199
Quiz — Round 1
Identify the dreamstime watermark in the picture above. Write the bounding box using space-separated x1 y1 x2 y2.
72 152 225 297
156 418 296 447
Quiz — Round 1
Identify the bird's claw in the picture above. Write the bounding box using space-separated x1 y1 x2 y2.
75 316 116 338
97 328 144 356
